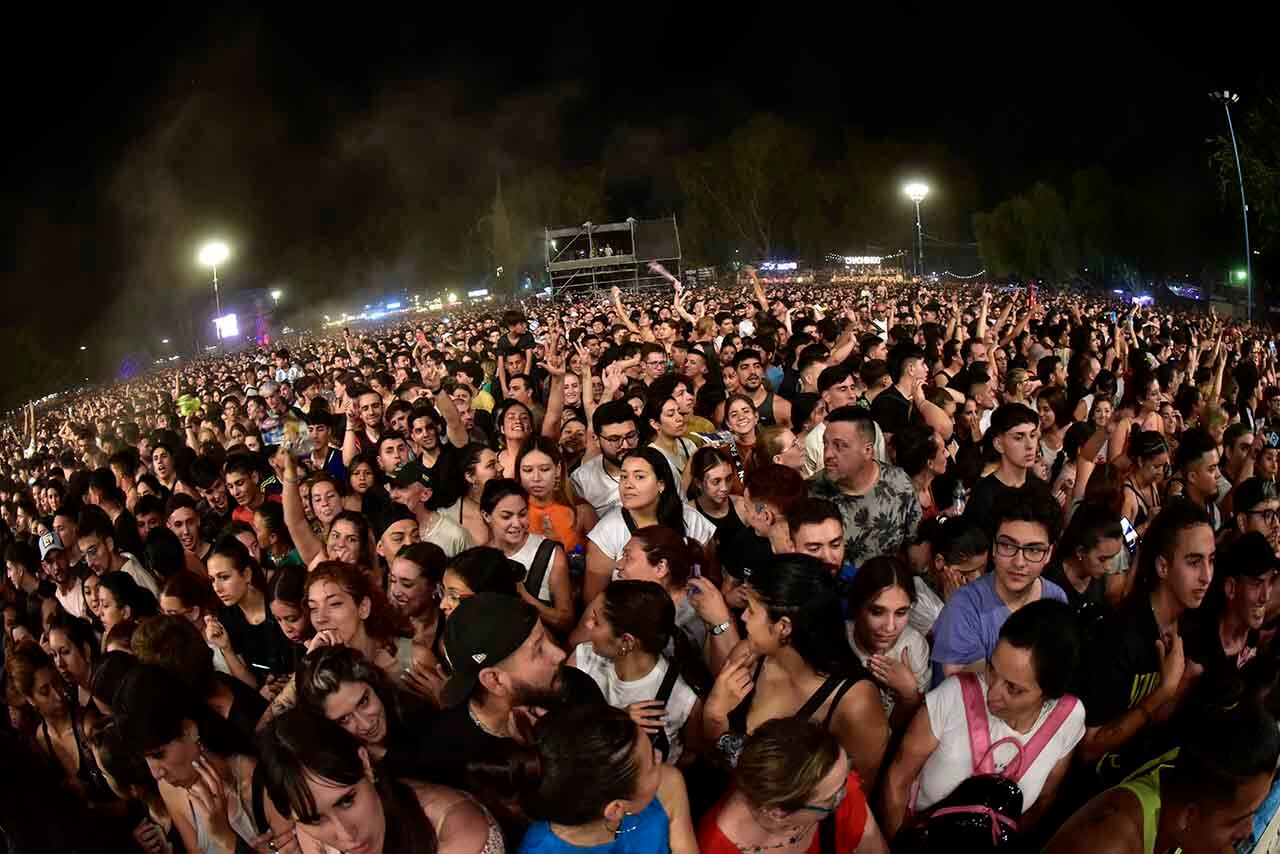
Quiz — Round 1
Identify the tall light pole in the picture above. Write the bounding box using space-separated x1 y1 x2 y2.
1210 91 1252 322
903 182 930 279
197 241 231 321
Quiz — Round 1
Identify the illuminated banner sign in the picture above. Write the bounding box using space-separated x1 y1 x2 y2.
760 261 798 271
213 314 239 340
843 256 882 265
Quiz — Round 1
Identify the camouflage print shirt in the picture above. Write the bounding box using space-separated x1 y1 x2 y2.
809 463 922 569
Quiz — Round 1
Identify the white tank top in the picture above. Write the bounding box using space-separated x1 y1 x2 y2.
509 533 554 602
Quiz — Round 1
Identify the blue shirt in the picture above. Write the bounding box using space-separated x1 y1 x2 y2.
519 796 669 854
929 572 1067 687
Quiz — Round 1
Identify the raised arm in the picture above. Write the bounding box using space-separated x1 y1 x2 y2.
341 399 362 467
281 451 325 566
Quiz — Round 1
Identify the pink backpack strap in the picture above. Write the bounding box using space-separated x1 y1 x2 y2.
1004 693 1078 783
956 672 995 775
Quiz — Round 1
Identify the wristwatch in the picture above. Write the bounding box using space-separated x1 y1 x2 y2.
710 621 732 636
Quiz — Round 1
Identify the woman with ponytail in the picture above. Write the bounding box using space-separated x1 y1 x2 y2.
471 704 697 854
570 580 707 764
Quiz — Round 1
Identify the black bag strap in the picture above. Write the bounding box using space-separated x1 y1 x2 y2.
523 538 559 602
650 657 682 761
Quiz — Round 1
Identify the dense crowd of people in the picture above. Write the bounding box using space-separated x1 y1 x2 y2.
3 266 1280 852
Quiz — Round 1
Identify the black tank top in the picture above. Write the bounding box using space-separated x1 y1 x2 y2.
727 659 859 735
696 500 746 544
757 390 777 427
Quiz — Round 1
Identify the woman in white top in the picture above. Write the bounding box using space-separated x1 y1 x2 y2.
881 599 1085 838
570 580 704 764
845 557 932 732
479 478 573 634
646 395 697 484
584 447 716 604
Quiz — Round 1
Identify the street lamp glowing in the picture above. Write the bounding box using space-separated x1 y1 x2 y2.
1234 268 1248 283
161 338 170 344
270 289 282 303
79 345 87 351
903 182 930 203
197 241 230 268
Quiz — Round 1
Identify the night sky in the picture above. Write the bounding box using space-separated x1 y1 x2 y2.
0 13 1273 378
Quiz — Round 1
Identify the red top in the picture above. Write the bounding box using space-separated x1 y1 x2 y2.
697 771 869 854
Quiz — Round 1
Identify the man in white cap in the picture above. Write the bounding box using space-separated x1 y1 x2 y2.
40 531 87 619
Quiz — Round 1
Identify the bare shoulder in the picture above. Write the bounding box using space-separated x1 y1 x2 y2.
407 780 494 844
1044 789 1144 854
656 763 691 809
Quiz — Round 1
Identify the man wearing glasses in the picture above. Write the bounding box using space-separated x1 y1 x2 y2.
1229 476 1280 554
930 489 1066 687
570 401 641 517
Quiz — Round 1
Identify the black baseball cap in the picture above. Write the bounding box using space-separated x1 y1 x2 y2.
1235 477 1278 514
441 593 538 706
1221 532 1280 579
374 502 416 540
391 460 432 491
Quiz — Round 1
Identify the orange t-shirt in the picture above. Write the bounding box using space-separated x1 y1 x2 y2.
527 499 584 555
697 771 868 854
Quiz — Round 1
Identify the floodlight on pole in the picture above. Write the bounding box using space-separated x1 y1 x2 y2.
903 182 930 278
1210 91 1252 322
197 240 231 322
270 289 282 304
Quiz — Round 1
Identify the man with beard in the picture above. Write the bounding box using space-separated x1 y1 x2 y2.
732 349 791 429
1181 531 1273 681
341 385 383 466
40 531 88 619
570 401 640 517
408 591 602 788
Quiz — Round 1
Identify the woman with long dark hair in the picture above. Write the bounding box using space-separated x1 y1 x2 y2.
46 613 98 712
258 561 415 731
515 437 595 557
570 580 706 764
685 446 747 545
204 535 292 688
480 479 573 634
296 644 436 780
257 707 501 854
283 449 379 576
496 399 536 480
845 557 932 731
112 663 262 853
471 703 697 853
442 444 502 547
584 447 715 604
703 555 889 786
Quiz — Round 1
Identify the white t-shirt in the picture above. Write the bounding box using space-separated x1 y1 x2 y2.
847 624 932 717
508 533 556 602
910 576 946 638
570 455 621 518
119 553 160 597
572 641 698 764
588 504 716 563
421 513 473 558
914 673 1086 813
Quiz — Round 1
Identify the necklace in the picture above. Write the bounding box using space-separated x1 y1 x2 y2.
734 825 812 853
467 703 505 738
